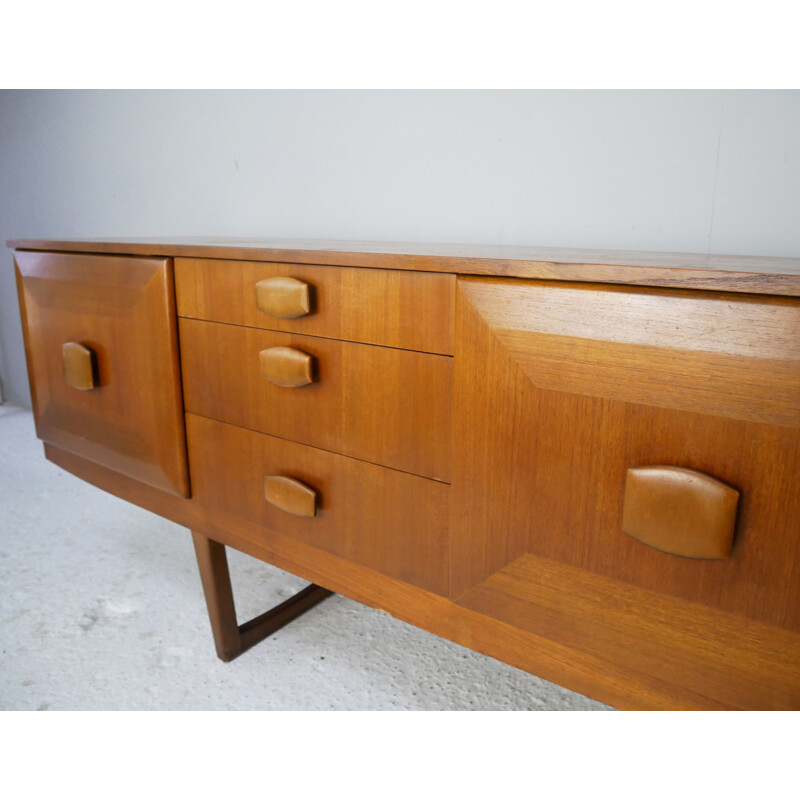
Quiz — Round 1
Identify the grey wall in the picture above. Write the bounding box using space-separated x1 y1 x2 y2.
1 90 799 406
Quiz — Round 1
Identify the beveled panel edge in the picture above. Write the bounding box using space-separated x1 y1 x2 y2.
7 238 800 296
455 276 800 429
457 553 800 709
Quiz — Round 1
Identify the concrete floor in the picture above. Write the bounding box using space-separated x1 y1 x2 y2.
0 404 610 711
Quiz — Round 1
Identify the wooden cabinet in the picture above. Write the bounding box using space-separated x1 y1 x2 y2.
8 237 800 709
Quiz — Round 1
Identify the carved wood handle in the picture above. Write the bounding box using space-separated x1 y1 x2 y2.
62 342 96 391
264 475 317 517
255 276 312 319
259 347 315 387
622 465 739 559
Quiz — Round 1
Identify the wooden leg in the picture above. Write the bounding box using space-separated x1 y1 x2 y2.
191 531 333 662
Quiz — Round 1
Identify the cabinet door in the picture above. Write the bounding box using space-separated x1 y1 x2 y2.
453 277 800 709
15 251 189 497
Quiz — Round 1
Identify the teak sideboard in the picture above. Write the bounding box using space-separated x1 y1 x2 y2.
9 237 800 710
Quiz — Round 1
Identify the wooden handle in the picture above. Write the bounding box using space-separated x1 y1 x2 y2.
255 276 312 319
622 465 739 559
264 475 317 518
62 342 96 390
259 347 314 387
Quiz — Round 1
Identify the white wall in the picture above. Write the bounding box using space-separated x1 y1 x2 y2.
1 90 799 406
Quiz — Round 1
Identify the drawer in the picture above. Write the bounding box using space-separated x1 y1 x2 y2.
186 414 450 595
14 251 189 496
175 257 455 355
180 318 452 482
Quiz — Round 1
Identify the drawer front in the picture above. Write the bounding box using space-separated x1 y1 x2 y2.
15 251 189 497
180 318 452 482
186 414 450 595
175 257 455 355
452 278 800 708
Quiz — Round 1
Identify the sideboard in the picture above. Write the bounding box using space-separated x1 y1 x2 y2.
9 237 800 710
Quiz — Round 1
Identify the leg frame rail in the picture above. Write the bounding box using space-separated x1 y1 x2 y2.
192 530 333 662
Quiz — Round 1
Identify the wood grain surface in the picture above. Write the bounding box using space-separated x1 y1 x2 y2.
185 414 451 596
452 277 800 635
175 257 455 354
13 237 800 710
457 554 800 710
14 251 189 496
8 237 800 296
180 319 452 482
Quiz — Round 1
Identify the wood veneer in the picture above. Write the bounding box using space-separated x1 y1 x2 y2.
175 257 456 355
457 554 800 710
452 278 800 633
180 319 453 482
14 251 189 497
186 415 451 596
9 237 800 710
9 237 800 296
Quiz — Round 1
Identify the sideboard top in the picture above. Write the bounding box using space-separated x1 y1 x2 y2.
7 237 800 296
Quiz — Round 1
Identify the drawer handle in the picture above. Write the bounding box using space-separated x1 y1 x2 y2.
255 276 312 319
622 465 739 559
62 342 97 391
264 475 317 518
259 347 314 387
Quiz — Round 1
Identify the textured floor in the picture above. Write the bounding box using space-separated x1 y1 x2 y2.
0 405 610 711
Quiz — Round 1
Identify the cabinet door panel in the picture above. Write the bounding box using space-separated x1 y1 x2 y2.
452 278 800 709
15 251 189 497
